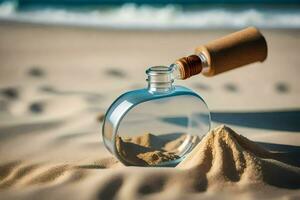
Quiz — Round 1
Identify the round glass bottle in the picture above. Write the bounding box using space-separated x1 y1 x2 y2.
102 66 211 167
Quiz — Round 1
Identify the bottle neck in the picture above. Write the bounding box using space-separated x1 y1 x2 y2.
146 66 174 93
148 81 173 92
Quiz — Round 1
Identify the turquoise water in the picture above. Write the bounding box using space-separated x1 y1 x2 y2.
0 0 300 28
11 0 300 6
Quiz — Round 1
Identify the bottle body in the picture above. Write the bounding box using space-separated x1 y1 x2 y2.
102 85 210 166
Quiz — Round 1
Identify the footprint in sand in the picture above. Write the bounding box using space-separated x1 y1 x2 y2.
137 175 167 195
105 68 127 78
28 67 45 77
223 83 238 92
0 87 19 99
29 102 44 113
97 175 124 200
275 82 289 93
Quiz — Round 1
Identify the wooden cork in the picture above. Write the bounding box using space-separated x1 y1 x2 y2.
175 55 202 79
195 27 268 76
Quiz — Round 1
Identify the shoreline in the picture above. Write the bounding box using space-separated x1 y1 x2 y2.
1 19 300 32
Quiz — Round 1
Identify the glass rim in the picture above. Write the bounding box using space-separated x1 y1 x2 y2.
146 66 172 75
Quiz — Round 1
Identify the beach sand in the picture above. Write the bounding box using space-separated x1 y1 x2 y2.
0 22 300 199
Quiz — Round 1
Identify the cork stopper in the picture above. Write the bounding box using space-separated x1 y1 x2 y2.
175 55 203 79
195 27 268 76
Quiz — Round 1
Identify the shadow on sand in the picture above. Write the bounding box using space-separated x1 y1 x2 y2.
161 109 300 132
160 110 300 163
211 109 300 132
257 142 300 167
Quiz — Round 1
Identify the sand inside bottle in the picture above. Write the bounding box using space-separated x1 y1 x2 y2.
116 133 200 166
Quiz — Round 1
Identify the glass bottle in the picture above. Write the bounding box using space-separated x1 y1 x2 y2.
102 27 268 167
102 66 210 167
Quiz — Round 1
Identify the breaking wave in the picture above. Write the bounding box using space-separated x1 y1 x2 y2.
0 1 300 29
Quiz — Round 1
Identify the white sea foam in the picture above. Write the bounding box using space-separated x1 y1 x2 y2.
0 1 300 29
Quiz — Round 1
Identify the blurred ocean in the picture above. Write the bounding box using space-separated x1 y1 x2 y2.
0 0 300 29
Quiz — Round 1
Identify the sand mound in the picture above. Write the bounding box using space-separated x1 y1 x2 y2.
177 125 300 189
116 135 180 166
124 133 192 153
123 133 165 149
